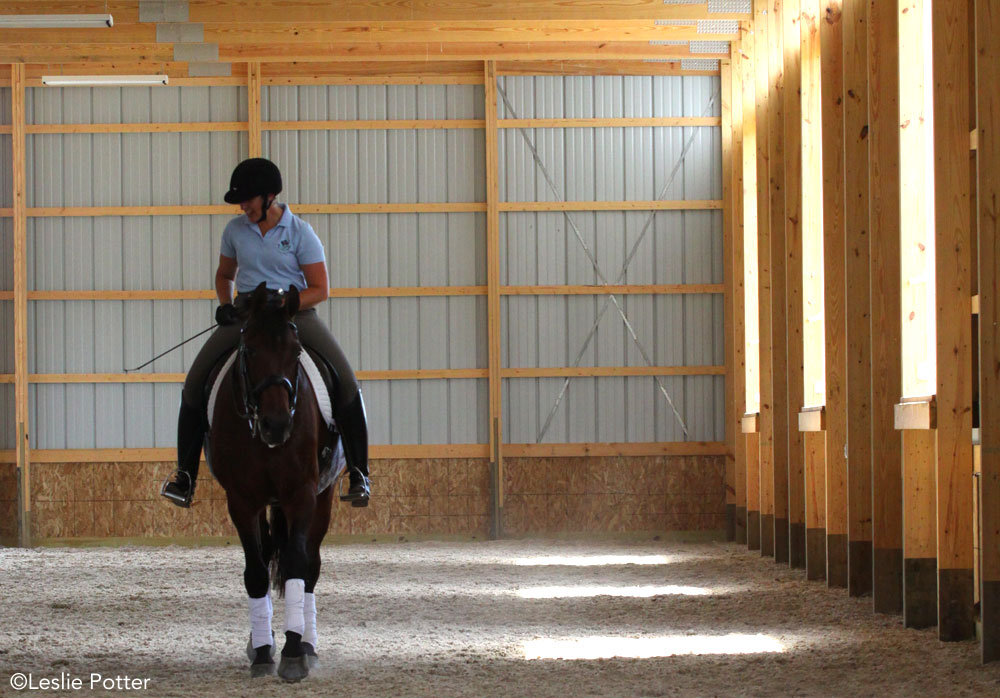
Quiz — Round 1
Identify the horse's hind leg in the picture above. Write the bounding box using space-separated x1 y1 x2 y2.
302 485 334 667
228 497 276 678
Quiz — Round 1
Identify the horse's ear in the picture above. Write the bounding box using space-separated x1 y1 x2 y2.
285 285 300 318
249 281 268 317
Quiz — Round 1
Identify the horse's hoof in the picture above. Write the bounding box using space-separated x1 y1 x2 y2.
249 661 275 679
277 654 309 682
302 642 319 669
246 632 276 662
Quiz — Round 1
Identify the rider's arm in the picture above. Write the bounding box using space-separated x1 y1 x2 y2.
216 254 238 305
297 261 329 310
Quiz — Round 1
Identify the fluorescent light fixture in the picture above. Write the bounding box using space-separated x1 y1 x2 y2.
41 75 170 87
0 14 113 28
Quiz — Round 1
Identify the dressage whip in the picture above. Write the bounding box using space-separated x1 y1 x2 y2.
124 324 218 373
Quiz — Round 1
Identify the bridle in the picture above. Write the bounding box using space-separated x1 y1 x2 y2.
233 321 301 443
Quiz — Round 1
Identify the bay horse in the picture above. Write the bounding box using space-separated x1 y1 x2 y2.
205 282 342 682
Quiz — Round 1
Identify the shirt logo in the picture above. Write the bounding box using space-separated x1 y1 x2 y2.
278 239 292 253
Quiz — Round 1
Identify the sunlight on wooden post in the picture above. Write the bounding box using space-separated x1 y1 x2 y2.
754 0 776 559
783 0 806 570
867 0 904 615
842 0 873 599
732 39 749 546
897 0 938 629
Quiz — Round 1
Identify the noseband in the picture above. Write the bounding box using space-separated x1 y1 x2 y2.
234 322 301 442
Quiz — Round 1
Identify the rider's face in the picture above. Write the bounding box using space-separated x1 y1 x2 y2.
239 194 271 220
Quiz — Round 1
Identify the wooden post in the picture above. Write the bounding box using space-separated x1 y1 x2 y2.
741 19 762 552
768 0 790 565
733 40 749 546
754 0 776 559
867 0 904 615
248 62 262 157
784 0 806 570
747 427 761 550
931 0 975 642
843 0 873 598
12 63 29 548
976 0 1000 664
484 61 504 540
800 0 826 580
723 59 737 541
820 0 849 588
804 427 827 580
902 425 938 628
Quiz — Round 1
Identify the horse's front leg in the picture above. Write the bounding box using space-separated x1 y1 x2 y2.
277 486 317 683
302 485 334 668
228 497 275 678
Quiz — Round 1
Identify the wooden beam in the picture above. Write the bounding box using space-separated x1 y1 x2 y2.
932 0 975 642
820 0 848 589
768 0 790 565
200 20 738 44
498 200 722 211
732 40 749 546
500 284 724 296
503 442 728 457
976 0 1000 664
266 119 485 131
799 406 826 432
484 60 503 540
804 429 827 580
741 25 760 430
894 398 937 431
784 0 806 570
867 0 903 616
747 431 762 550
902 428 938 628
25 122 247 134
723 54 737 542
12 63 29 548
183 1 753 22
248 62 261 158
843 0 873 599
754 0 775 560
219 42 732 63
496 60 720 77
497 117 721 128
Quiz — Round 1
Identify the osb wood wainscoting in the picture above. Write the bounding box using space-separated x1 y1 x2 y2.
0 456 725 545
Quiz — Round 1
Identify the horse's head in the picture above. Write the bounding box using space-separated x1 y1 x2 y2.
238 282 302 447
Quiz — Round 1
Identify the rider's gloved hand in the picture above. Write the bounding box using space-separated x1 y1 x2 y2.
215 303 239 326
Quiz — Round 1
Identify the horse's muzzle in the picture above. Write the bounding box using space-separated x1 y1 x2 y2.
260 415 293 448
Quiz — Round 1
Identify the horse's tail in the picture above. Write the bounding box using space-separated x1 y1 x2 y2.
268 504 289 597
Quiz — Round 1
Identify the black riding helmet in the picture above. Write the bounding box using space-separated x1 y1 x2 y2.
224 158 282 222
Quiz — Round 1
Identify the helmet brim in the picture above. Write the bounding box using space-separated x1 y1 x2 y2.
223 188 254 204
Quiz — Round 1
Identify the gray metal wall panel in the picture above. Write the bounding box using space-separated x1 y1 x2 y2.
0 87 10 124
26 86 245 124
498 74 722 443
0 135 11 208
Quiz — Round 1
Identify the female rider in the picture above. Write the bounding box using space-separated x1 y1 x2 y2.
160 158 370 508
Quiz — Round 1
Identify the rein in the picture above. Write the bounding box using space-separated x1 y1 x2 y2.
233 322 302 442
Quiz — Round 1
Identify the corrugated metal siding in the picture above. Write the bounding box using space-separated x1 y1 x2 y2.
23 85 245 449
261 85 487 444
498 75 723 444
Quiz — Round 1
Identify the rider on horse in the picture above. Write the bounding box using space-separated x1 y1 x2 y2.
161 157 371 508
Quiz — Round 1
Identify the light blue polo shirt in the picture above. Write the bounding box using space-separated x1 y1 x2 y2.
220 204 325 293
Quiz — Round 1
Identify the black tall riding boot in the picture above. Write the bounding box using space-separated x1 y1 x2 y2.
160 401 206 508
336 391 370 507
